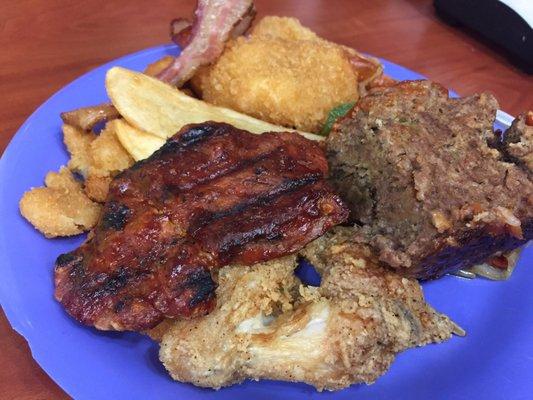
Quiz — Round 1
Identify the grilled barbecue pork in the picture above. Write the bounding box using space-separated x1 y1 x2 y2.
54 122 348 331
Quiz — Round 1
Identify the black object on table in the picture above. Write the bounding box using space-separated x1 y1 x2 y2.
434 0 532 73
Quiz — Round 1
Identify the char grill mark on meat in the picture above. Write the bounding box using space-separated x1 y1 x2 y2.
54 122 348 331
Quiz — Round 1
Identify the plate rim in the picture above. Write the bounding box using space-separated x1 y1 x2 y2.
0 43 523 399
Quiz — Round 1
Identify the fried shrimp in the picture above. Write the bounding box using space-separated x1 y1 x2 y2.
19 167 101 237
156 228 459 391
63 121 134 202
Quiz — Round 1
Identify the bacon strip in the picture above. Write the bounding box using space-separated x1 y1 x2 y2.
159 0 255 86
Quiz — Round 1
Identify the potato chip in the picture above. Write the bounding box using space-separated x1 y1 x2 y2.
113 119 165 161
105 67 321 141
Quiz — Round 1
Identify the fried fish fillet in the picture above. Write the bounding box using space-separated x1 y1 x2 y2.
191 17 382 133
54 122 348 331
157 227 459 391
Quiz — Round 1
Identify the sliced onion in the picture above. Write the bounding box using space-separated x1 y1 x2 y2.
453 247 523 281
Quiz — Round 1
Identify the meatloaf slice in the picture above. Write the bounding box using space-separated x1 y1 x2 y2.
327 80 532 279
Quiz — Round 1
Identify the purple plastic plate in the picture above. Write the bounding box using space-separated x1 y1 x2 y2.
0 45 531 400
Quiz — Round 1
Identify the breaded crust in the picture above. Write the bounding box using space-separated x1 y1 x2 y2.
191 17 369 133
157 228 458 390
19 167 101 237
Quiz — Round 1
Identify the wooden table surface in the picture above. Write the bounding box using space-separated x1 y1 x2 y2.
0 0 531 398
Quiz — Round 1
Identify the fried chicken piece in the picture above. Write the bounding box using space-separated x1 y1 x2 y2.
20 124 119 236
19 167 101 237
191 17 366 133
158 227 459 391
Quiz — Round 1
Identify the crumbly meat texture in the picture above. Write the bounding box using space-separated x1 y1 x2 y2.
54 122 348 331
497 111 533 171
327 80 533 279
19 167 101 237
190 17 382 133
157 228 457 391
